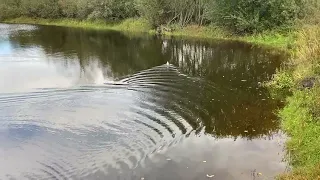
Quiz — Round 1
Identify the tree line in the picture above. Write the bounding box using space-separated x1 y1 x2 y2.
0 0 318 34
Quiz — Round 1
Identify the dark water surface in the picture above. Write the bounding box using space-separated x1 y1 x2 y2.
0 24 287 180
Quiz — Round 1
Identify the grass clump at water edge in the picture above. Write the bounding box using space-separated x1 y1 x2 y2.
4 17 153 33
240 31 296 50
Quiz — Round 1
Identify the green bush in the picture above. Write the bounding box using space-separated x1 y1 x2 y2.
21 0 61 18
134 0 209 27
58 0 78 18
109 0 137 20
268 70 295 90
0 0 23 20
134 0 169 27
0 0 317 34
206 0 303 34
77 0 137 20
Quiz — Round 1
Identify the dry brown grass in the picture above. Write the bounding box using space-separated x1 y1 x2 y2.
279 164 320 180
291 25 320 80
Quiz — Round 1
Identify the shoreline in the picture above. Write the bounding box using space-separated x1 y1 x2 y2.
2 17 293 50
269 25 320 179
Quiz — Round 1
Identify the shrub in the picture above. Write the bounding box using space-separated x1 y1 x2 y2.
134 0 170 27
21 0 61 19
267 69 295 90
205 0 303 34
108 0 137 20
0 0 23 20
58 0 78 18
0 0 318 35
135 0 209 27
80 0 137 20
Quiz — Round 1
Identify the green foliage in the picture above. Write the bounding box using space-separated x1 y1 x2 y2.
241 30 296 49
112 18 151 32
58 0 78 18
3 17 152 34
0 0 137 21
165 24 229 39
265 69 295 100
273 23 320 179
134 0 170 27
298 0 320 25
0 0 318 34
75 0 137 20
206 0 303 34
110 0 137 20
0 0 22 20
21 0 61 18
134 0 210 27
132 0 317 33
267 69 295 90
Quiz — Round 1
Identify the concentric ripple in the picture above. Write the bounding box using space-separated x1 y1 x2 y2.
0 63 223 179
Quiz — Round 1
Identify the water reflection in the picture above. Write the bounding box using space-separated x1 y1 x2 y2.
4 24 285 137
0 24 286 179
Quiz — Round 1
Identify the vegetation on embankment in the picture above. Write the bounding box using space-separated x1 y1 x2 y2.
3 17 294 49
3 17 153 33
268 24 320 180
0 0 307 34
0 0 315 49
278 87 320 180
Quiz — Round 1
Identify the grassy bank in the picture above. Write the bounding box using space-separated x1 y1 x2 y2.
3 17 153 33
166 25 294 49
268 25 320 179
3 17 293 49
278 88 320 180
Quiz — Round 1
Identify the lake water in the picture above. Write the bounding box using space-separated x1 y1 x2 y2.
0 23 287 180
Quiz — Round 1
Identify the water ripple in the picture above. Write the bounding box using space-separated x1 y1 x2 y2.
0 63 218 179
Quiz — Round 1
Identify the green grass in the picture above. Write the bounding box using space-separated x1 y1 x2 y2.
278 88 320 180
164 24 231 40
269 25 320 179
3 17 153 33
280 89 320 167
165 24 293 49
241 31 296 50
3 17 293 49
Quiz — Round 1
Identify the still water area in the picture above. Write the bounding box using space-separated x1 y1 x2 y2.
0 24 287 180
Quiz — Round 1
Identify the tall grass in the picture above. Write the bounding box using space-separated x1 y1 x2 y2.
274 13 320 179
240 30 296 50
278 88 320 180
164 25 231 40
293 26 320 79
4 17 152 33
268 25 320 91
